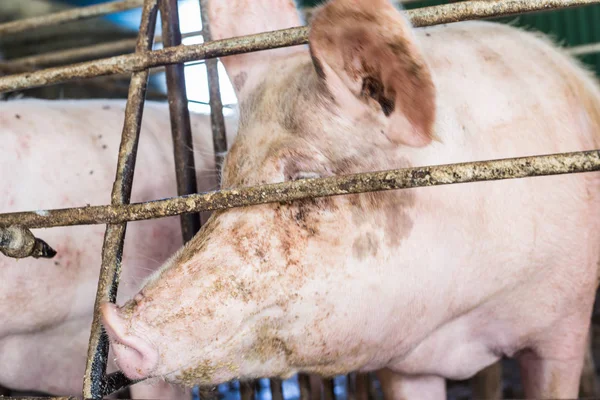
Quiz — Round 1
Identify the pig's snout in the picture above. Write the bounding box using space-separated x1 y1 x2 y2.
101 302 158 380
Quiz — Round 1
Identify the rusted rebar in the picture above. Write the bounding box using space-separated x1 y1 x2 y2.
160 0 201 243
1 0 598 93
200 0 229 174
0 30 204 71
323 378 335 400
299 374 312 400
270 378 284 400
1 149 599 230
0 0 144 36
568 42 600 56
81 0 158 398
0 226 56 259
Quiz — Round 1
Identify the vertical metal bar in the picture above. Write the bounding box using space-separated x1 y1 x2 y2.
299 374 312 400
160 0 201 243
199 0 228 174
470 362 502 400
354 374 369 400
323 379 335 400
82 0 158 398
270 378 284 400
240 381 256 400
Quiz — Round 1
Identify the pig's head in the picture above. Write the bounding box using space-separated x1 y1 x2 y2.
102 0 436 387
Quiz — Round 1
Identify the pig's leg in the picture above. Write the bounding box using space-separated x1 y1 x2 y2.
375 368 445 400
517 316 590 398
129 380 192 400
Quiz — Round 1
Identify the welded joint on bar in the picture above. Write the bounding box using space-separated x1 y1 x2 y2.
0 225 56 259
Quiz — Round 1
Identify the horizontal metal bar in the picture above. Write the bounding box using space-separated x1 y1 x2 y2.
0 0 597 93
0 0 144 36
569 42 600 56
0 30 204 71
1 149 598 229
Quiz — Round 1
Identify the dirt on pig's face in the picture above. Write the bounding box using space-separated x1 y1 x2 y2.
101 57 417 386
102 0 435 386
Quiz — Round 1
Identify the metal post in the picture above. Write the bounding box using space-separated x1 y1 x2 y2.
81 0 158 398
160 0 201 243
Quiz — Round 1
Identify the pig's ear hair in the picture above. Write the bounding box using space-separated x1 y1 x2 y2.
207 0 305 101
309 0 436 147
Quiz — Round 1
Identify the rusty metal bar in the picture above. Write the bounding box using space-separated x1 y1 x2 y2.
0 0 144 36
0 30 204 71
299 374 312 400
160 0 201 243
569 42 600 56
1 0 598 93
81 0 158 398
240 381 257 400
2 149 599 230
270 378 284 400
0 226 56 259
323 379 335 400
200 0 229 174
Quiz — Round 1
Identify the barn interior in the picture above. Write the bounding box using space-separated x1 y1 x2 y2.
0 0 599 399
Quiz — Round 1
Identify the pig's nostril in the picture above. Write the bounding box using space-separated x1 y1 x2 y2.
100 302 158 380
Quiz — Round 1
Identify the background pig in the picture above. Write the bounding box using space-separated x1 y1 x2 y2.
0 98 237 398
101 0 600 399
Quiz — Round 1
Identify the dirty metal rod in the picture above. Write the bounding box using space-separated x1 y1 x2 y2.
2 149 600 230
0 30 204 71
568 42 600 56
298 374 312 400
160 0 201 243
82 0 158 398
200 0 229 174
0 0 144 36
1 0 598 93
270 378 284 400
0 226 56 259
323 379 336 400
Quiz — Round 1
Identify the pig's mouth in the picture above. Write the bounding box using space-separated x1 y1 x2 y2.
101 302 159 381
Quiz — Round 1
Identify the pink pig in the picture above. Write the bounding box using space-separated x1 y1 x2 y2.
0 98 237 398
101 0 600 398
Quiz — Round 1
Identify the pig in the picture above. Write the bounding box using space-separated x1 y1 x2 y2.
100 0 600 398
0 98 237 398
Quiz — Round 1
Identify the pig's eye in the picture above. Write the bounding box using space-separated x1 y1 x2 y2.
289 171 322 181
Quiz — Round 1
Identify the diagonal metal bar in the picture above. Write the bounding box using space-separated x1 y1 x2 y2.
160 0 201 243
2 149 599 230
0 0 598 93
81 0 158 398
200 0 228 174
0 0 144 36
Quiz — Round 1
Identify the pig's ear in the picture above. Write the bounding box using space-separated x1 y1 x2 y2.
207 0 305 101
309 0 436 147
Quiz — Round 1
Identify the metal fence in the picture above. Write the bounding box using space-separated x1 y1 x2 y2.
1 0 600 399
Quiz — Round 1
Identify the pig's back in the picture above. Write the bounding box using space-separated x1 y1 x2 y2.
393 21 600 372
0 99 218 335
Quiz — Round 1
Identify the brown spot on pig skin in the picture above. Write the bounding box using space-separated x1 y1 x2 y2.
352 232 379 260
233 72 248 92
177 359 238 387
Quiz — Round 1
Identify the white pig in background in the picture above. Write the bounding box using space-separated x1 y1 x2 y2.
100 0 600 398
0 98 238 399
